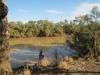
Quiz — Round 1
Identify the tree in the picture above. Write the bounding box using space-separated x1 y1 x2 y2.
72 6 100 59
90 6 100 22
0 0 12 73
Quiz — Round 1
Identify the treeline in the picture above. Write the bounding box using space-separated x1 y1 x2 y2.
8 19 83 38
8 20 64 38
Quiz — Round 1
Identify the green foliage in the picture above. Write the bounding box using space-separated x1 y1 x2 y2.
73 32 92 57
71 6 100 58
8 20 64 38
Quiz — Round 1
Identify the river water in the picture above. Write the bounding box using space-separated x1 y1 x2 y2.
10 44 78 68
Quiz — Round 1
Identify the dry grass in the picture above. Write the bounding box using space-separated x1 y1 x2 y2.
9 37 66 46
57 57 100 71
0 59 12 72
63 56 74 62
58 60 69 70
57 57 74 70
38 58 51 67
23 69 31 75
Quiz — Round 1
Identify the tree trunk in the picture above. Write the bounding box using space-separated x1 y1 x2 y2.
93 32 98 59
0 0 12 73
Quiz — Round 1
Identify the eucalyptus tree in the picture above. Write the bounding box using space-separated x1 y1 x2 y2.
72 6 100 59
89 6 100 58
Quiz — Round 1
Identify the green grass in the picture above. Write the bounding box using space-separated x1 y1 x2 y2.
9 37 67 46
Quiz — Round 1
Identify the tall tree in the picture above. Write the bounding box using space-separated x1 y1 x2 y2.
73 6 100 58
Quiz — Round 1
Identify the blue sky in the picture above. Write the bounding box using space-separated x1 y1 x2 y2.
7 0 100 22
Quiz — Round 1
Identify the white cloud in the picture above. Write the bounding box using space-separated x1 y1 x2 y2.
70 3 100 20
17 9 28 13
45 9 64 14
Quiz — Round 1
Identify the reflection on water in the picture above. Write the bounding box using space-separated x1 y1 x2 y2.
10 44 78 68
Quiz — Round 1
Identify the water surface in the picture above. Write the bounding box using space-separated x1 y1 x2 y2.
10 44 77 68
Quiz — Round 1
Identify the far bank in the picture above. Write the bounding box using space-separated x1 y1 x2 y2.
9 37 67 47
